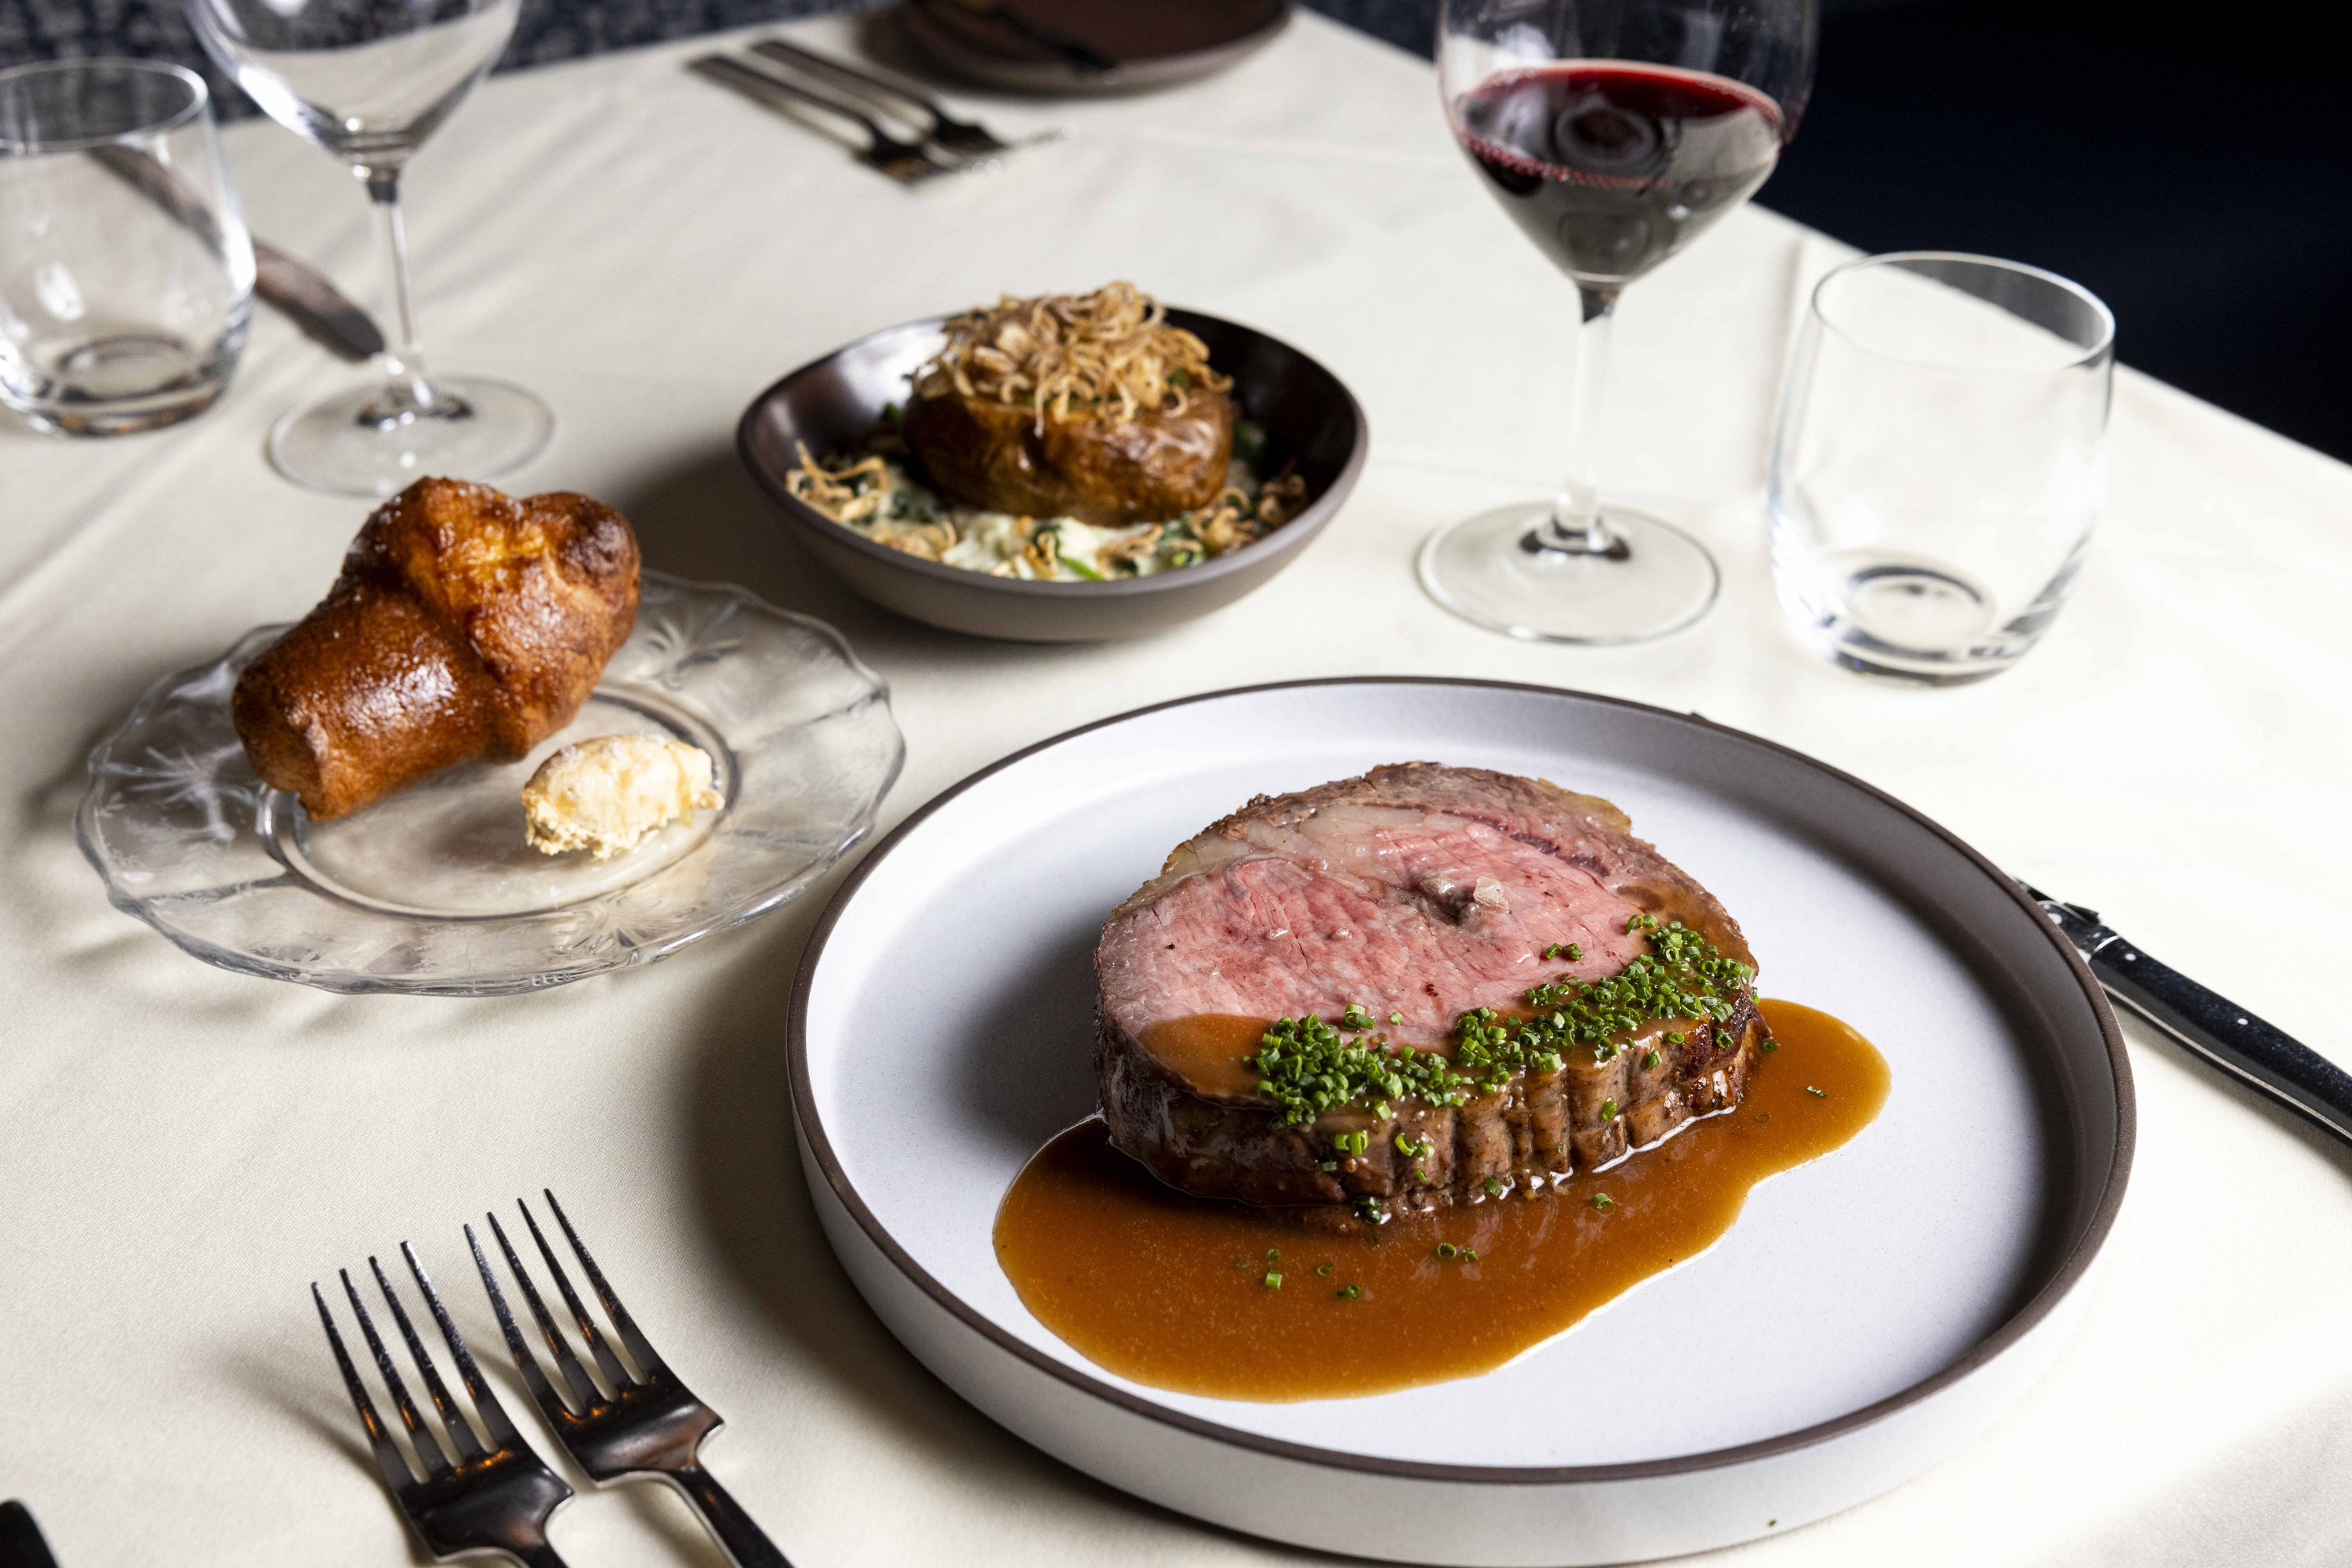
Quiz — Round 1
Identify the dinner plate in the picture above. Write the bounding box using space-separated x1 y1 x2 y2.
900 0 1290 96
79 573 902 996
789 678 2130 1565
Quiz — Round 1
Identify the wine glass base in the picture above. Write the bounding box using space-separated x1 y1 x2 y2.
267 375 554 498
1417 502 1722 644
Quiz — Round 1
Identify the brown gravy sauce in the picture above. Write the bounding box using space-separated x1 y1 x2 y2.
1139 1013 1274 1097
995 1000 1889 1402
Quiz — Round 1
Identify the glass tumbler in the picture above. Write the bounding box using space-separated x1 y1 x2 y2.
1769 252 2114 684
0 60 255 435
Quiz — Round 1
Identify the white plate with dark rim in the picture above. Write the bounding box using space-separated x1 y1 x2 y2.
789 678 2130 1565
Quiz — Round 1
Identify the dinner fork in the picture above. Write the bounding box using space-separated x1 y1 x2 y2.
747 37 1055 158
470 1192 792 1568
313 1247 576 1566
690 54 953 184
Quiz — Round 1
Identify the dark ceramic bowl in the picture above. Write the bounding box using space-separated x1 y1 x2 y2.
735 310 1367 642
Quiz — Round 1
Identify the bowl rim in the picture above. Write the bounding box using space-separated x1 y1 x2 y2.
734 307 1370 599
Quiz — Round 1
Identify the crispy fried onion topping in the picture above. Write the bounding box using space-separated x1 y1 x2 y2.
913 281 1232 430
1186 471 1308 555
785 443 959 561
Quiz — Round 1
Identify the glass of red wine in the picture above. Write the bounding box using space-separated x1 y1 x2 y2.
1425 0 1816 643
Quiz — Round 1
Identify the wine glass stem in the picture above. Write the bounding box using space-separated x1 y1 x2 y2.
1540 285 1624 557
361 168 445 419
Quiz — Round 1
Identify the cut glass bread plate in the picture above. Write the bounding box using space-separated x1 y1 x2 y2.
78 572 902 995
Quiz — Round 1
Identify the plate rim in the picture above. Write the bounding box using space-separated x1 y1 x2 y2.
733 307 1370 601
786 675 2134 1483
899 0 1294 96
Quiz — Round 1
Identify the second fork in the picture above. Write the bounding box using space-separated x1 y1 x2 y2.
470 1192 792 1568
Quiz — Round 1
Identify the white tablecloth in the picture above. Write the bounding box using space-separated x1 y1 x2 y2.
5 13 2350 1565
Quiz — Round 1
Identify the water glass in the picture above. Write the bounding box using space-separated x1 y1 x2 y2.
0 59 254 436
1769 252 2114 683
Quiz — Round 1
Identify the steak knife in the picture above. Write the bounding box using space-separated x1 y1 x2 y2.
2024 883 2352 1149
90 145 383 362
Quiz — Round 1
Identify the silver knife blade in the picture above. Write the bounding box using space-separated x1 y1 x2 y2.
252 241 383 361
2021 880 2352 1149
89 144 383 362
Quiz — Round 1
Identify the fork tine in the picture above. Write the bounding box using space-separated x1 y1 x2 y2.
340 1267 452 1479
313 1281 416 1494
518 1197 634 1391
368 1255 486 1465
402 1241 524 1448
542 1189 662 1374
467 1222 571 1425
486 1210 601 1411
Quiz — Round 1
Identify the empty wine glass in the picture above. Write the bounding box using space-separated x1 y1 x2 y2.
1424 0 1817 643
185 0 550 495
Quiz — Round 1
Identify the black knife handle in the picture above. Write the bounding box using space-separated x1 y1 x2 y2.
2089 938 2352 1149
1 1501 60 1568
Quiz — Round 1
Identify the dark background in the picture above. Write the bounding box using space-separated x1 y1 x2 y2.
5 0 2347 461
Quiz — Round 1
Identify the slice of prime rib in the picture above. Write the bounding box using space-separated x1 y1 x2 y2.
1094 763 1768 1211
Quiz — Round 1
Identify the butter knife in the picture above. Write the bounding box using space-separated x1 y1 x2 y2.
249 239 384 361
2024 883 2352 1148
90 145 383 362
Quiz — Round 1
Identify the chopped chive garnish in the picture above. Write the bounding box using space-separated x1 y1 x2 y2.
1642 1049 1661 1069
1592 1192 1615 1211
1483 1176 1504 1197
1600 1098 1619 1120
1262 1271 1283 1289
1806 1086 1828 1098
1336 1283 1360 1300
1436 1242 1459 1259
1266 1248 1280 1260
1244 920 1751 1124
1315 1262 1333 1277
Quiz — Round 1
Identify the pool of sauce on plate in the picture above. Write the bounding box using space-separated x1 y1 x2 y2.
993 999 1889 1402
